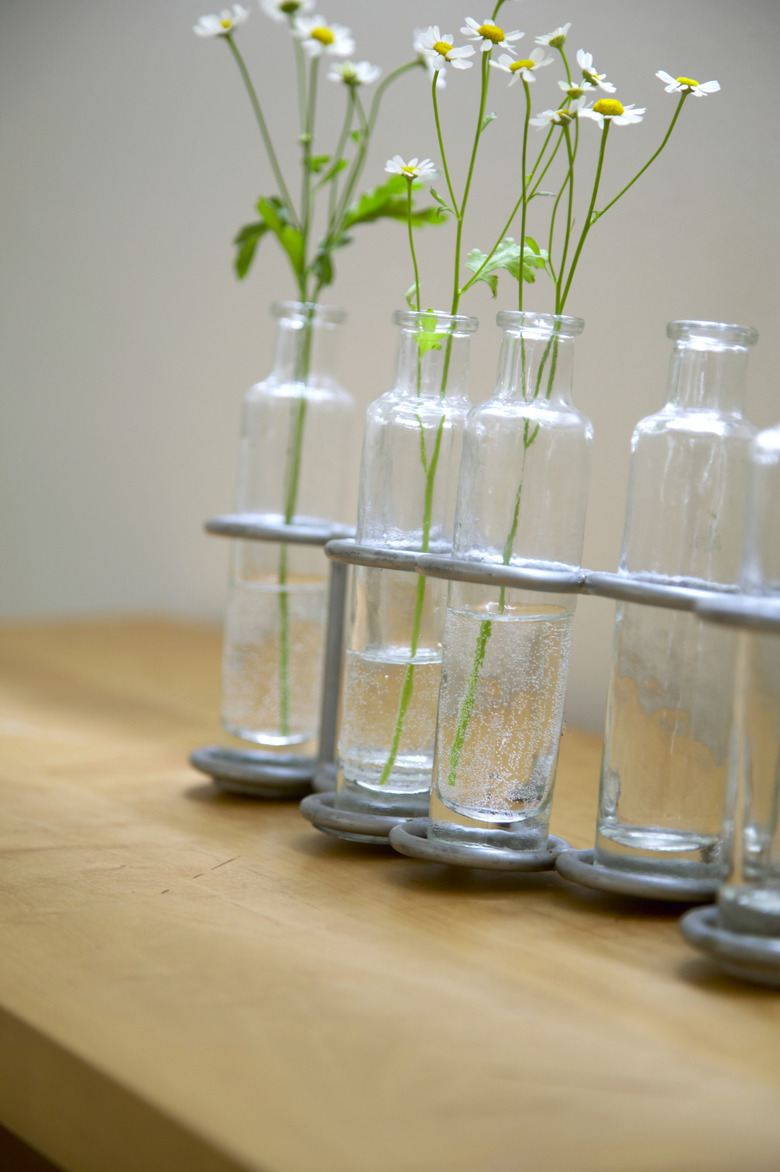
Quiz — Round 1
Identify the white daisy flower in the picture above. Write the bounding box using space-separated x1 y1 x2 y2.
558 78 594 100
294 15 355 58
529 97 585 129
415 26 476 71
576 50 616 93
535 23 571 50
385 156 438 181
193 5 249 36
328 60 381 86
656 71 721 97
461 17 523 54
490 48 553 85
259 0 313 22
579 98 645 128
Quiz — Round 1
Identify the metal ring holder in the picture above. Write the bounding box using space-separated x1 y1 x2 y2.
678 593 780 982
298 541 430 843
190 514 353 798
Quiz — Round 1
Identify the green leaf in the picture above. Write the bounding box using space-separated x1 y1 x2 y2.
343 176 444 230
416 311 449 355
480 110 497 133
307 154 331 174
232 220 269 280
465 237 549 294
405 283 418 310
429 188 455 216
350 129 361 143
311 250 334 289
315 157 349 189
257 196 305 276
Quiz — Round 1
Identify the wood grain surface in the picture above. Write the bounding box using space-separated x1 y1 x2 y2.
1 618 779 1172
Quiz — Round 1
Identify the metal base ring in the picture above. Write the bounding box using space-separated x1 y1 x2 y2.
299 790 427 845
555 848 719 903
389 819 570 871
190 745 315 799
680 905 780 986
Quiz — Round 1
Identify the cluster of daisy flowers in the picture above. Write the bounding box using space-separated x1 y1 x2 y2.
194 1 382 90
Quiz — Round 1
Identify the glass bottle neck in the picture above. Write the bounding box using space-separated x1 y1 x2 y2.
269 302 344 386
494 328 577 406
666 340 750 415
392 311 477 400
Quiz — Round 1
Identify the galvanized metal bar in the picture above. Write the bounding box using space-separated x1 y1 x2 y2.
695 594 780 634
416 553 584 593
581 571 716 611
324 539 420 573
205 513 355 546
317 558 349 769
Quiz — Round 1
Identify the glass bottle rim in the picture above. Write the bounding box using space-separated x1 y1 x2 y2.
667 319 758 348
393 309 479 335
496 310 584 337
272 301 347 326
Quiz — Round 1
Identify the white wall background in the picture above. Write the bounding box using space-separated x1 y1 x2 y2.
2 0 779 733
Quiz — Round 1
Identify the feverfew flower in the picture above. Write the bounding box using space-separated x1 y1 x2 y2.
529 97 585 129
385 155 437 182
259 0 313 21
415 26 476 71
535 24 571 50
193 5 249 36
491 48 553 85
580 98 645 128
328 60 381 86
558 79 593 101
656 71 721 97
461 17 523 54
294 15 355 58
576 50 616 93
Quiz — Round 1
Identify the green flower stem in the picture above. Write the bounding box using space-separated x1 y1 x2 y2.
289 17 308 138
451 51 491 313
432 72 460 217
597 93 688 219
378 413 446 785
224 34 299 230
326 89 355 227
274 310 315 737
517 80 532 312
327 90 369 241
368 59 422 135
555 125 577 311
406 179 422 311
558 120 611 311
300 56 320 289
447 337 558 786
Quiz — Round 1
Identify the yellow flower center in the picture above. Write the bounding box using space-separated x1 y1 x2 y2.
219 17 232 28
593 98 624 117
555 109 573 123
510 59 535 71
676 76 699 87
478 23 505 43
311 26 335 45
432 40 452 58
401 166 417 175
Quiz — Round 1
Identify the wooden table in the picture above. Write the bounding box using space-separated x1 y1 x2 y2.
1 619 779 1172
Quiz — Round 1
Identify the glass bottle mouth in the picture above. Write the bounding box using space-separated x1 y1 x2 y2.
667 320 758 348
393 309 479 335
272 301 347 326
496 311 584 338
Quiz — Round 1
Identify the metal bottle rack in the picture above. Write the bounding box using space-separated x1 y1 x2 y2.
189 513 353 799
318 538 780 896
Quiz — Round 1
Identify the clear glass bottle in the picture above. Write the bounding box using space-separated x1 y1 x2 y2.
719 420 780 934
337 310 477 809
595 320 758 880
428 312 592 849
222 302 353 748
